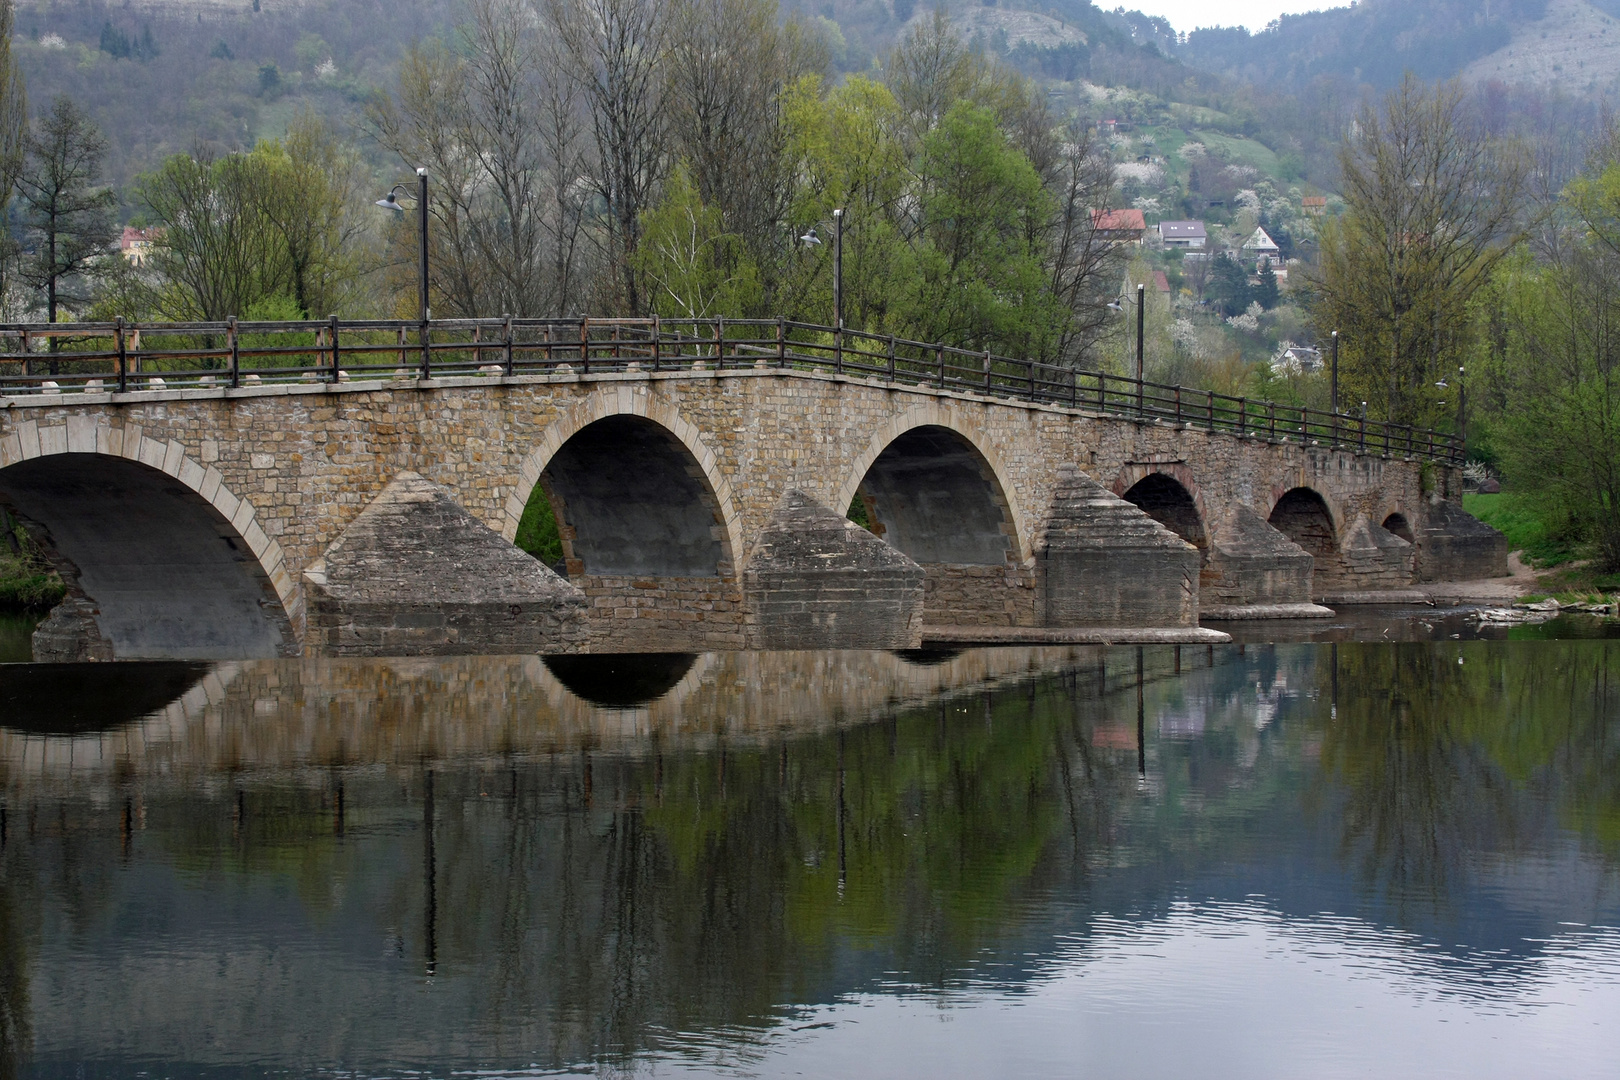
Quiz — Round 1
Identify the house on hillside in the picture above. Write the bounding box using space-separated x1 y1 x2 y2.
120 227 157 267
1242 226 1282 267
1157 220 1207 248
1091 208 1146 246
1153 271 1170 295
1301 196 1327 216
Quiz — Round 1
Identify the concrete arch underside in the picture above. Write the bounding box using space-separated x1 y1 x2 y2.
840 409 1032 629
1116 469 1208 553
0 446 296 660
505 392 748 650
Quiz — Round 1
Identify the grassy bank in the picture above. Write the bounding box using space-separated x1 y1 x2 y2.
1465 492 1620 597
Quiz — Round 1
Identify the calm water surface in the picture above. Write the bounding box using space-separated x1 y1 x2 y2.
0 638 1617 1078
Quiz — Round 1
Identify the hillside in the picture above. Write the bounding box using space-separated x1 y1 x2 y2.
1179 0 1620 88
1461 0 1620 93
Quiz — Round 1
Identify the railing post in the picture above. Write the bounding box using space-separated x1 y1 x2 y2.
1207 389 1214 431
1096 371 1105 412
579 317 589 375
329 314 341 383
503 314 514 376
1027 359 1036 401
420 315 431 380
652 314 662 371
1268 400 1276 440
888 334 896 383
1135 366 1144 418
1174 385 1182 424
397 325 407 370
936 344 944 389
228 316 239 387
983 349 991 394
473 322 483 369
1359 405 1367 454
1238 396 1247 435
115 317 127 393
18 329 26 378
835 323 843 375
776 317 786 368
716 318 724 366
1069 367 1077 408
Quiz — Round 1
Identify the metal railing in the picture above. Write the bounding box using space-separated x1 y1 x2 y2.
0 316 1465 464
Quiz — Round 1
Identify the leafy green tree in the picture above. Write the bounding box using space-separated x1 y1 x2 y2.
632 162 762 319
1484 215 1620 567
1254 260 1279 310
896 100 1063 356
780 73 909 330
135 120 364 321
1208 252 1252 316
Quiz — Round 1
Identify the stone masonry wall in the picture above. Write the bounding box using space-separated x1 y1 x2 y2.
0 369 1450 651
922 564 1039 627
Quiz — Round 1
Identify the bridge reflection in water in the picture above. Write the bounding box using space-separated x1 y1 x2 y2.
0 643 1617 1077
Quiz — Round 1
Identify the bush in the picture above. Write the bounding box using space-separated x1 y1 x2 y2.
0 526 65 611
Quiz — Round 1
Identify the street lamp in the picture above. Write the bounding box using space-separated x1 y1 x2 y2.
1330 330 1339 415
1108 283 1147 410
799 208 845 330
376 168 430 375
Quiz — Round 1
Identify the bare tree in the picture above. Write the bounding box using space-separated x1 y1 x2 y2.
370 0 592 318
1045 121 1123 368
17 97 116 327
0 0 26 311
667 0 785 264
1313 76 1528 424
548 0 670 313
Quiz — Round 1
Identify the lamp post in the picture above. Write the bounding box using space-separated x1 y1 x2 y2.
1107 284 1146 414
376 168 430 376
833 207 844 331
1330 330 1339 415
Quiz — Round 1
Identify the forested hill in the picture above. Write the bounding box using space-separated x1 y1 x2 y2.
1182 0 1620 91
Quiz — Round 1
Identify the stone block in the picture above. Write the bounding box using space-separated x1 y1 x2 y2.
1204 508 1315 607
1037 465 1199 627
1319 514 1414 593
1416 498 1508 581
304 471 587 657
743 490 924 650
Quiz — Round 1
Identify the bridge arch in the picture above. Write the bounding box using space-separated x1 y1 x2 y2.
835 405 1030 566
1112 465 1208 552
0 421 297 658
505 389 744 580
1381 511 1415 544
1266 486 1340 561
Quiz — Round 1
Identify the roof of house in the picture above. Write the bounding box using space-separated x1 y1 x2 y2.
1153 271 1170 293
1242 227 1279 252
120 226 156 249
1157 220 1207 239
1301 196 1327 207
1091 208 1146 232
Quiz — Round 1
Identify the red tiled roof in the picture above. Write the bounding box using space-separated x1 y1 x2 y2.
1091 208 1146 232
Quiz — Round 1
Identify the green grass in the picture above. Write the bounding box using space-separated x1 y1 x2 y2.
1463 492 1584 568
1192 130 1280 174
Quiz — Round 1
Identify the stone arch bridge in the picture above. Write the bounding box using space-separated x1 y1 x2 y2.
0 351 1502 659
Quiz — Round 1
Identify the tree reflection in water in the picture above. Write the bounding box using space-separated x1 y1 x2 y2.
0 642 1614 1073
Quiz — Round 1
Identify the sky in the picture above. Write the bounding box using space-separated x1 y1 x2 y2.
1126 0 1345 32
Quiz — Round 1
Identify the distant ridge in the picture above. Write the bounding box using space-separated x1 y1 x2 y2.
1181 0 1620 90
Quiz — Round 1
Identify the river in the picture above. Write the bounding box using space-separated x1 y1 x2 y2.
0 620 1616 1076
